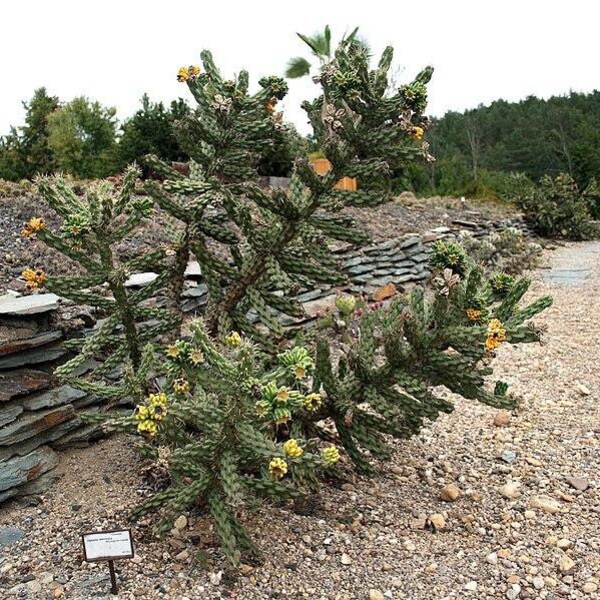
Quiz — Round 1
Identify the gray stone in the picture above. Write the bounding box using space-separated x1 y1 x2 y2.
0 405 74 446
21 385 86 411
0 344 67 370
0 294 60 316
398 236 421 249
184 261 202 278
411 252 430 263
124 272 158 287
0 404 24 427
0 417 82 462
181 284 208 298
51 423 105 450
0 330 62 357
346 264 376 275
0 369 52 402
0 445 58 493
0 527 24 546
342 256 370 268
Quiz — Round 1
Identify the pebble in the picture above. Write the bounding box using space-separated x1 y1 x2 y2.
583 582 598 594
499 481 521 499
174 515 187 531
565 475 589 491
440 483 461 502
341 553 353 565
530 495 562 514
506 584 521 599
558 554 575 573
533 576 545 590
464 581 478 591
428 513 446 530
494 410 511 427
369 590 384 600
486 552 498 565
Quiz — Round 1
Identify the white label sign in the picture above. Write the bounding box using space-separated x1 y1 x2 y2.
82 530 134 562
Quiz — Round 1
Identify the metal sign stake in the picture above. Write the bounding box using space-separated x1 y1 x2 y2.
108 559 118 595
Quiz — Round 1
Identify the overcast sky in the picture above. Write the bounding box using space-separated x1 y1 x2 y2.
1 0 598 136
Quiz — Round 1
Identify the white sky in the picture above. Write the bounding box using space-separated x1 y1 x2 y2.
1 0 598 136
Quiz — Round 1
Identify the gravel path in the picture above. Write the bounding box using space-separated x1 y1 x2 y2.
1 243 599 600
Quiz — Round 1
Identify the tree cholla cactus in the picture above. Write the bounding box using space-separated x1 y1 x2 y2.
145 42 433 347
121 321 339 565
23 166 177 398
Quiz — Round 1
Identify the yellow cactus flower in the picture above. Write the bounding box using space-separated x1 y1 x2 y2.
268 457 288 479
165 345 181 359
303 393 323 412
411 126 424 140
294 365 306 380
137 419 158 436
283 439 304 459
22 267 46 290
276 387 290 403
188 348 205 365
177 66 190 82
225 331 242 347
188 65 201 78
149 392 168 407
466 308 482 322
173 378 190 394
485 318 507 351
134 404 150 421
322 445 340 465
21 217 46 238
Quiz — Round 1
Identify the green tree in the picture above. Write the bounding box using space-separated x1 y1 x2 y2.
0 87 59 180
47 96 118 178
117 95 189 169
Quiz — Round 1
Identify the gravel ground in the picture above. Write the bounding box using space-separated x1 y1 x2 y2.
1 242 599 600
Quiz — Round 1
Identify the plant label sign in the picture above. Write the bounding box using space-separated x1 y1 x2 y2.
82 529 134 595
82 529 134 562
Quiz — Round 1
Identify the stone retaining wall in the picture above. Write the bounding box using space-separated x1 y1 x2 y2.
0 214 530 502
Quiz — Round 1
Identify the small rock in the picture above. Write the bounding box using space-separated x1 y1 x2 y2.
494 410 511 427
428 513 446 531
530 495 562 514
486 552 498 565
369 590 384 600
239 564 253 575
506 584 521 599
524 510 536 519
565 476 589 491
499 482 521 499
27 580 42 593
175 549 189 562
558 554 575 573
557 539 572 549
583 582 598 594
465 581 478 591
209 571 223 585
341 553 353 565
440 483 461 502
0 527 24 546
576 383 591 396
501 450 517 464
174 515 187 531
533 576 545 590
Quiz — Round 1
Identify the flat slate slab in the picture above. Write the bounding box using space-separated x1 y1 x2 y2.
124 272 158 288
0 344 67 370
0 445 58 493
0 404 74 446
0 330 62 357
0 369 53 402
0 404 24 428
22 384 86 411
0 294 60 316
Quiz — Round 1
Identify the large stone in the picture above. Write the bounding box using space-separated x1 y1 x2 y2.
0 344 67 370
0 330 62 356
0 445 58 493
184 261 202 278
124 272 158 288
0 527 24 546
22 385 86 411
0 404 24 427
0 417 82 462
0 405 74 446
0 369 52 402
0 294 60 316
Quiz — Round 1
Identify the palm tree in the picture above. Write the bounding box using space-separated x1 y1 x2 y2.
285 26 360 79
